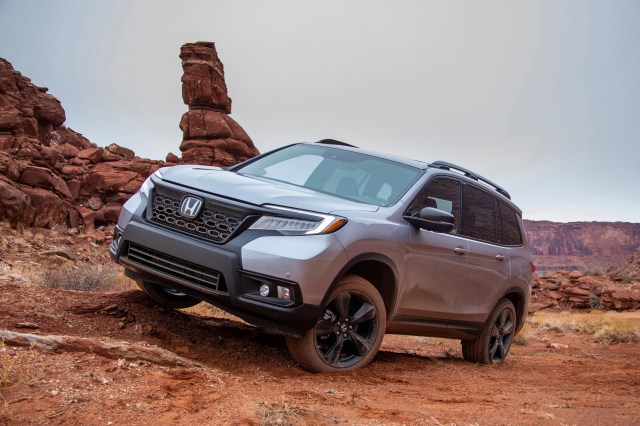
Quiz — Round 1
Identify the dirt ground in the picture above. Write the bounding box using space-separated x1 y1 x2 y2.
0 273 638 426
0 223 638 425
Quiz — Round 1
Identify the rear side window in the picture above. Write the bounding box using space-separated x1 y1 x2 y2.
460 184 498 243
499 202 523 246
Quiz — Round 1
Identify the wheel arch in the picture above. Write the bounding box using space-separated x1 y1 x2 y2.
321 253 398 318
502 286 527 334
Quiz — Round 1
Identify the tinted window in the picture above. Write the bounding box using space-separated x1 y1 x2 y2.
499 202 523 246
460 184 498 243
407 178 461 233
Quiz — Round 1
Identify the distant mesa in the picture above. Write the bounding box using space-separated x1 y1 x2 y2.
0 42 258 232
523 220 640 274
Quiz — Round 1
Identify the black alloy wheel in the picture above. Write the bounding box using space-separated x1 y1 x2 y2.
488 306 515 363
314 291 379 368
286 275 386 373
462 298 517 364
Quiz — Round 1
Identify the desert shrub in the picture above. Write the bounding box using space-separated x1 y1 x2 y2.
528 311 640 345
39 263 136 292
578 266 604 277
259 395 333 426
588 293 600 308
622 274 637 284
593 327 639 344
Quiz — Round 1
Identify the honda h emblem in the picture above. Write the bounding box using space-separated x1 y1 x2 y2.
179 196 203 219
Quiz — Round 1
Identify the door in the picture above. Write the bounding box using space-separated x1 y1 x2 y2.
398 177 468 320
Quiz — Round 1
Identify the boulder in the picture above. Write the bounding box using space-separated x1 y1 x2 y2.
20 165 73 200
20 187 65 228
82 168 139 194
0 178 30 226
77 147 103 163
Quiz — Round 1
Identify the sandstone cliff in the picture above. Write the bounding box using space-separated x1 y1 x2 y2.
523 220 640 273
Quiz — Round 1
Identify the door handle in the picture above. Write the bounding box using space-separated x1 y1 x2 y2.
495 254 507 261
454 247 467 255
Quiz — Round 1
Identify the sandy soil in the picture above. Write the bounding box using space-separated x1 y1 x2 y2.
1 274 639 426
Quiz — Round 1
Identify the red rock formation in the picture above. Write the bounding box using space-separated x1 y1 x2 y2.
531 270 640 312
1 44 259 231
524 220 640 274
174 42 259 166
608 249 640 282
0 58 165 229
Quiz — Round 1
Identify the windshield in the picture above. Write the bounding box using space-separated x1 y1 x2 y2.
234 144 423 207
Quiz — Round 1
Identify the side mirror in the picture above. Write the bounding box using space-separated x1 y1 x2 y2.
404 207 455 233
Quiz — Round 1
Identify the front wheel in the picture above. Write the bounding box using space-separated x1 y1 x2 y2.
286 275 386 373
462 298 516 364
137 281 201 309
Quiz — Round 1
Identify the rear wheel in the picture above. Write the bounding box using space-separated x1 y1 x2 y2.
286 275 386 373
462 298 516 364
137 281 201 309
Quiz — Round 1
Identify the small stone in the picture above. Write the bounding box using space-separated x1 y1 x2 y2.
40 247 76 260
547 343 569 349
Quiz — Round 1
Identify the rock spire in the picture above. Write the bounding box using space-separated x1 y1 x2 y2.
176 42 259 166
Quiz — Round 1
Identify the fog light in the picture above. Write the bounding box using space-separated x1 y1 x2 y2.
277 286 291 301
259 284 270 297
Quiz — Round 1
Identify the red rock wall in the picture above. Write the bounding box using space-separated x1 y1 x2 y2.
175 42 259 166
0 58 163 230
524 220 640 273
531 270 640 312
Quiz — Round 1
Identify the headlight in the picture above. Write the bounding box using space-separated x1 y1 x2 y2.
249 206 347 235
140 168 165 198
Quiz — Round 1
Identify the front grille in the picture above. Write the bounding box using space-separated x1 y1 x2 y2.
123 243 227 293
150 189 245 243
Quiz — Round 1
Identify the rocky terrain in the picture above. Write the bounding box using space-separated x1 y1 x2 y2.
531 269 640 312
0 42 257 232
524 220 640 274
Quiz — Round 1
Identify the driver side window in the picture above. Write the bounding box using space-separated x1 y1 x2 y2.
408 178 461 233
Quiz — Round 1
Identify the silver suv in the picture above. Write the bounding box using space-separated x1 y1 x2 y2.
110 140 532 372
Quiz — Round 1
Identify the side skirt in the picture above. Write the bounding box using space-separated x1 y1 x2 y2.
387 316 483 340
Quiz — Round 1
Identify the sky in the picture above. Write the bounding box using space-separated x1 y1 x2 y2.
0 0 639 223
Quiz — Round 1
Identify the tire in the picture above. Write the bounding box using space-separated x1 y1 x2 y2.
138 281 201 309
286 275 386 373
462 298 516 364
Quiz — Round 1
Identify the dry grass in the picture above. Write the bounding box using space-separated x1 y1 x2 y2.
527 311 640 344
0 339 37 398
259 395 333 426
38 263 136 292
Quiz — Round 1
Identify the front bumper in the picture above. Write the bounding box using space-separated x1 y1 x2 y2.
110 221 324 335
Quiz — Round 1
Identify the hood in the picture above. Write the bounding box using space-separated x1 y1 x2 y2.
159 165 379 214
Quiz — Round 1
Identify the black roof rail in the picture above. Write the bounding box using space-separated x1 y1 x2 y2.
315 139 358 148
430 161 511 200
